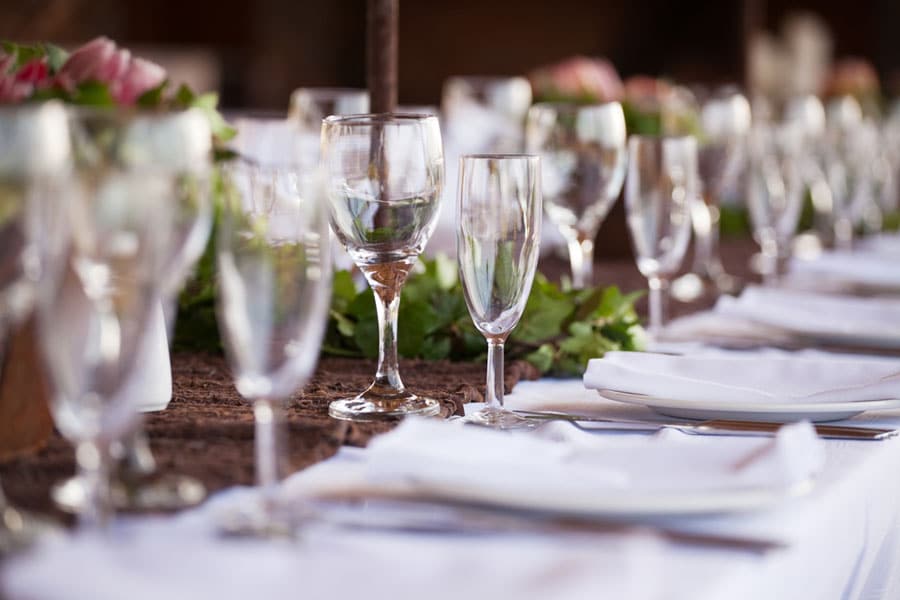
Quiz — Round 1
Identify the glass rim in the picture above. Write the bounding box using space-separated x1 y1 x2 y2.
322 112 438 126
291 86 369 98
445 74 530 85
65 104 208 122
528 100 623 112
460 153 540 161
628 133 697 142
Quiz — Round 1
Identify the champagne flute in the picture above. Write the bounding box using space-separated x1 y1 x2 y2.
37 109 178 529
321 114 444 421
215 158 331 535
0 102 71 551
746 123 806 284
625 136 696 337
525 102 627 289
457 154 541 428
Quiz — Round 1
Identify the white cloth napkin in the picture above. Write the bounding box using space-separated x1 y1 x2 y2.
664 285 900 344
788 250 900 291
286 417 824 506
583 351 900 405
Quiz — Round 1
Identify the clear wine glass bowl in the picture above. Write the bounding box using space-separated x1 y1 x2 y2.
38 108 191 529
0 102 72 549
321 113 444 421
457 154 541 429
215 158 331 535
525 101 627 289
625 135 696 337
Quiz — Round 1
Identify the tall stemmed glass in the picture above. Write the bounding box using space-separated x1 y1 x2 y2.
457 155 541 429
49 109 213 514
746 123 806 284
525 102 627 289
215 157 331 535
625 136 696 337
37 109 179 529
322 114 443 421
289 87 370 132
0 103 71 551
687 89 750 296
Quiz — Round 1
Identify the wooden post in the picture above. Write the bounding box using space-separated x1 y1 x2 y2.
367 0 398 113
0 320 54 459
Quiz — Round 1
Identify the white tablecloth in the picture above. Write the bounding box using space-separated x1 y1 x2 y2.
5 379 900 600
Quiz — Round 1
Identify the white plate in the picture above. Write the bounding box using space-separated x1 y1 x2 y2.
598 389 900 423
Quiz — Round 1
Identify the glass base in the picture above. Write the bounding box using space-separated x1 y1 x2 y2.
671 268 742 302
0 504 60 555
460 407 539 430
217 499 298 539
52 473 206 513
329 389 441 421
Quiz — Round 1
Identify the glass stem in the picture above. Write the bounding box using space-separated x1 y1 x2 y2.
76 440 112 530
370 270 406 395
835 217 854 251
254 398 283 508
647 276 668 338
566 235 594 290
485 338 506 411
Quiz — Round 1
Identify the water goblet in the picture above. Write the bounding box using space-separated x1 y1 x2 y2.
0 102 71 551
525 102 627 289
442 76 532 154
625 136 696 337
321 113 444 421
673 89 750 300
37 109 179 529
215 158 331 535
457 154 541 429
289 87 370 132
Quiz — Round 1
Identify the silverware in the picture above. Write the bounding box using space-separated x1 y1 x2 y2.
512 410 899 440
312 499 785 555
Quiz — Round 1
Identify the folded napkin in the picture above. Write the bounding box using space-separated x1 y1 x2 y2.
664 286 900 345
788 250 900 291
584 351 900 405
288 417 824 507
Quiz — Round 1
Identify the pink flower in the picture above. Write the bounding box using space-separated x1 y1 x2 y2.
530 56 624 102
16 58 50 86
58 36 166 104
623 76 672 113
0 52 34 103
826 57 880 99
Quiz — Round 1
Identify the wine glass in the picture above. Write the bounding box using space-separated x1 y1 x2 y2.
525 102 627 288
0 102 71 551
215 157 331 535
49 109 213 514
289 87 370 132
625 135 696 337
674 89 750 300
321 114 444 421
746 123 806 284
457 154 541 429
442 76 532 153
825 95 865 250
37 109 180 529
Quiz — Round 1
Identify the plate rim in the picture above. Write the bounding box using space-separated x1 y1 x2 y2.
596 388 900 414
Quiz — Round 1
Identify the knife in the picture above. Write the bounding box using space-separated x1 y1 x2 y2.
512 410 899 440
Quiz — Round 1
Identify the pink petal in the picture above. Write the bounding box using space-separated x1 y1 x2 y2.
114 57 166 104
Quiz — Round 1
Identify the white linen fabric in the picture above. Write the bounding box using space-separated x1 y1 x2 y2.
583 350 900 405
337 416 824 495
4 378 900 600
788 250 900 291
663 285 900 345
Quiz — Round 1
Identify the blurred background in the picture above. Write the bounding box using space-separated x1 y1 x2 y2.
0 0 898 109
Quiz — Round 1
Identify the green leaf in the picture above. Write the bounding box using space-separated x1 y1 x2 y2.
72 81 115 106
137 80 168 107
174 84 196 106
42 43 68 73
